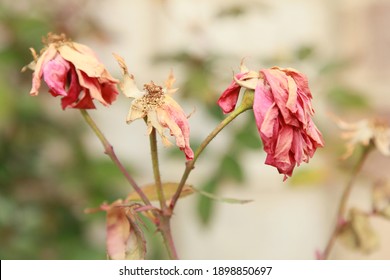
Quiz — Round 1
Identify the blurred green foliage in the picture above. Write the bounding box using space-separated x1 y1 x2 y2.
0 1 143 259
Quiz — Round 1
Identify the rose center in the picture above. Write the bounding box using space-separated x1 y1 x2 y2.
141 81 165 111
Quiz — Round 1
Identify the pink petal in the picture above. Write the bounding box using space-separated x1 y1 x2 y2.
30 45 58 96
76 71 106 104
70 91 95 109
42 55 70 97
217 80 241 114
158 96 194 160
217 73 247 114
307 119 325 147
60 66 85 109
291 129 304 164
286 75 298 113
279 67 312 99
101 81 119 105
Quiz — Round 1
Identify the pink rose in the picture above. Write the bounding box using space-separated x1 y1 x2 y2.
255 67 324 179
24 33 119 109
218 65 324 180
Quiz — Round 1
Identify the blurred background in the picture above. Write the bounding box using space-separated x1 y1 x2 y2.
1 0 390 259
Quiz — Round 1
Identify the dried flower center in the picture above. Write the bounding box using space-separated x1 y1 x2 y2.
140 81 165 112
42 33 71 49
371 118 390 131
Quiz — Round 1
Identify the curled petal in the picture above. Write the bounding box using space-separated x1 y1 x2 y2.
217 71 252 114
113 53 144 99
234 71 260 89
60 67 91 109
126 100 147 124
30 44 57 96
158 96 194 160
164 70 176 91
147 110 172 147
254 82 277 138
42 55 70 97
217 79 242 114
58 44 106 78
275 67 312 99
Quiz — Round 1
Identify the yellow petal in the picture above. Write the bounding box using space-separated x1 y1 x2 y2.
164 70 176 90
58 44 105 77
113 54 144 99
147 110 173 146
126 101 146 123
112 53 129 75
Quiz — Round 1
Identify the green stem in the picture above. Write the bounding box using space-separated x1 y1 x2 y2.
149 127 178 259
80 109 152 207
159 216 178 260
169 90 254 210
322 146 372 260
149 128 167 210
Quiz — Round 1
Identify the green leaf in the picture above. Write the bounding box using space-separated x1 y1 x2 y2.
13 18 51 48
339 208 379 254
220 154 245 183
295 45 315 60
206 103 225 120
319 59 352 75
217 6 248 17
289 168 326 187
197 178 219 225
235 120 261 150
327 86 370 110
191 186 252 204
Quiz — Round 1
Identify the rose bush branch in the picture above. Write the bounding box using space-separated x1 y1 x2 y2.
321 117 390 259
80 109 152 207
322 146 371 259
149 128 167 210
148 127 179 259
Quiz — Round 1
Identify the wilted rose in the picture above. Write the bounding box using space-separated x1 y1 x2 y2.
255 67 324 179
114 54 194 160
23 33 119 109
218 64 324 180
